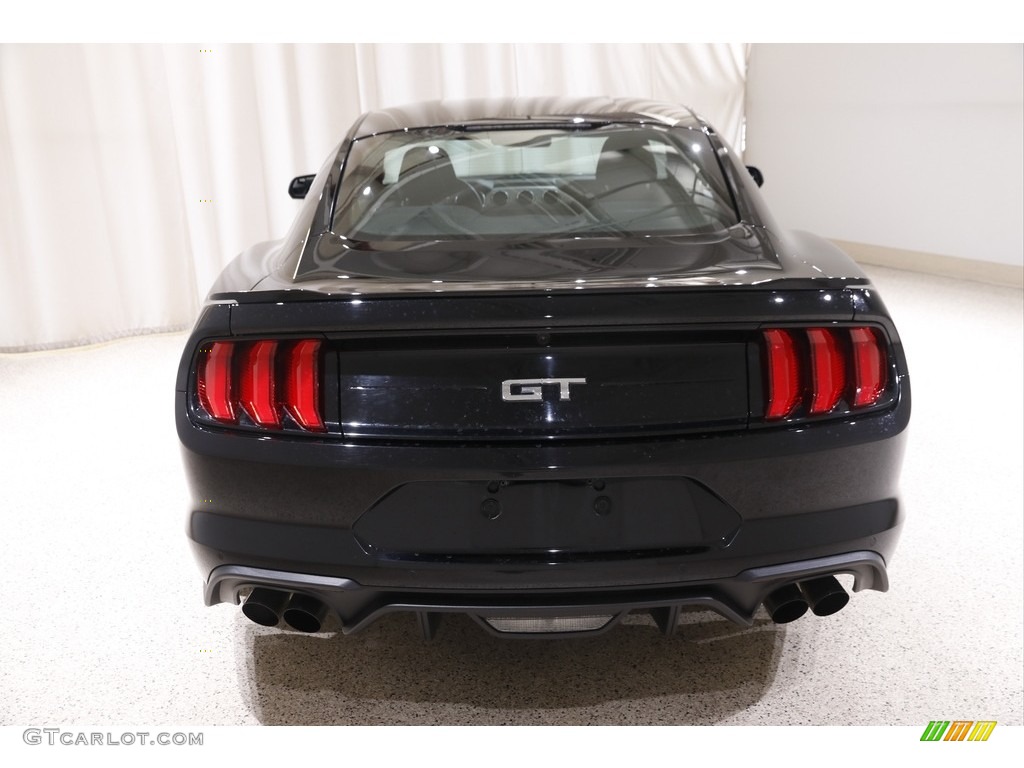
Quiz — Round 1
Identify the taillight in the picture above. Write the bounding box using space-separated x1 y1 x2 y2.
239 340 281 427
807 328 846 415
850 327 888 407
764 329 801 419
197 341 235 422
283 339 324 431
195 339 325 432
762 326 890 421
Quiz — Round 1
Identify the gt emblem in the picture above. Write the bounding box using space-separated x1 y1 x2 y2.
501 378 587 402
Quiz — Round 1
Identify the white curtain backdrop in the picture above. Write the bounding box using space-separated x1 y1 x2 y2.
0 43 748 352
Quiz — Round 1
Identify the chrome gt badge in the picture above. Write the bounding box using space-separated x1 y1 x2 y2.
501 378 587 402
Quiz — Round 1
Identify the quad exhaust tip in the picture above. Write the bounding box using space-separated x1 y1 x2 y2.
800 575 850 617
241 587 289 627
241 588 329 633
763 583 809 624
763 575 850 624
282 593 329 633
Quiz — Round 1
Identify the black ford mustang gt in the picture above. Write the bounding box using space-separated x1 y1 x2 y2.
176 97 910 639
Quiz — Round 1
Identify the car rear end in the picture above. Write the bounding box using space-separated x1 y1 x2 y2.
177 99 910 638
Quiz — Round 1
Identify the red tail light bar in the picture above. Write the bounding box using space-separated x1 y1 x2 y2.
762 326 890 421
196 339 325 432
195 330 891 434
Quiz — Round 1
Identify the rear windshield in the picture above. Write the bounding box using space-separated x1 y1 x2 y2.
332 125 739 242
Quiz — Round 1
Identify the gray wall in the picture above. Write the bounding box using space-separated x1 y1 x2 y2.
744 44 1023 268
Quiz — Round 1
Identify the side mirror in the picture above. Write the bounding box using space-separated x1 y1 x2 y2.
288 174 316 199
745 166 764 188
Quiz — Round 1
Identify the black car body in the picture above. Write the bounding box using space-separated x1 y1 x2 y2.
176 97 910 638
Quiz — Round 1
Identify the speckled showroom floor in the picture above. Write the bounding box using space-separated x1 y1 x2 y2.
0 265 1021 726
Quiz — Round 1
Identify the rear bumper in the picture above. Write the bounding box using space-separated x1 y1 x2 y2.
204 550 891 638
183 403 907 635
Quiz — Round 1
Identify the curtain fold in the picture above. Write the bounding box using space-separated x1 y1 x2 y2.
0 43 747 352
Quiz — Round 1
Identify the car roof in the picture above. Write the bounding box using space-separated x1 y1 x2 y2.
349 97 707 139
